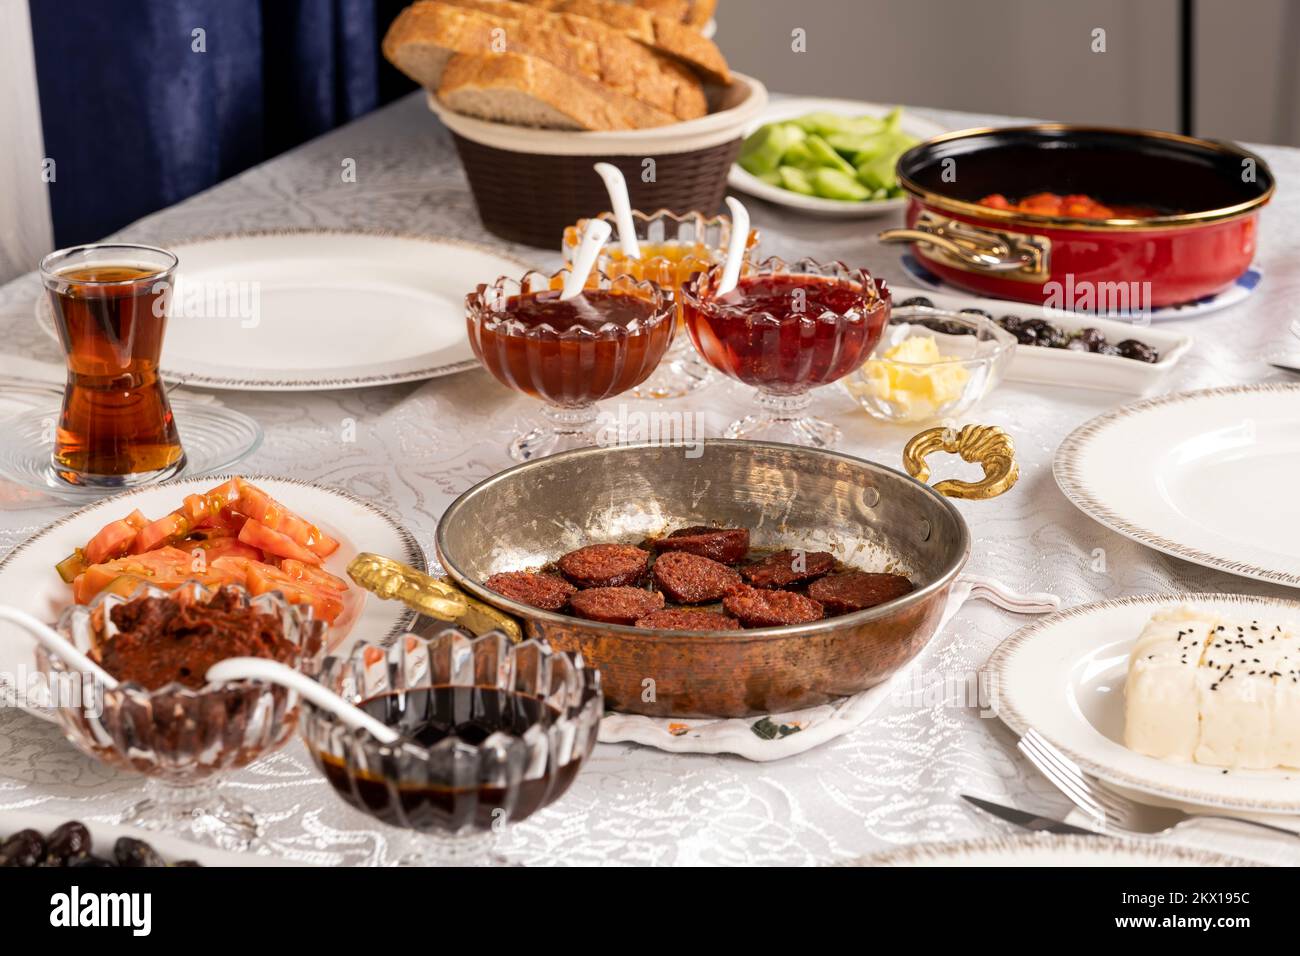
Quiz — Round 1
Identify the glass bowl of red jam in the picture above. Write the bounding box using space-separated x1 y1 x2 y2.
301 630 602 866
466 269 676 461
39 581 327 851
562 209 760 400
681 257 891 448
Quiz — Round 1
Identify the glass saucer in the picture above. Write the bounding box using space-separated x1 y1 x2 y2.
0 399 263 502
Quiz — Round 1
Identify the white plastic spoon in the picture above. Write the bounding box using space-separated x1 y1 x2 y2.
593 162 640 260
559 217 613 301
715 196 750 297
205 657 401 745
0 606 119 690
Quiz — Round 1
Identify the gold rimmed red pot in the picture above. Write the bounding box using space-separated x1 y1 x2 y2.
879 124 1274 308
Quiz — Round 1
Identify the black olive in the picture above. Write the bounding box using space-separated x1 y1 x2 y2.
68 855 116 868
1012 326 1039 346
959 307 993 320
897 296 934 309
1078 327 1107 351
1 830 46 868
1037 326 1070 349
171 860 202 867
1065 338 1090 352
114 837 166 868
1117 339 1159 363
46 821 92 863
997 314 1024 332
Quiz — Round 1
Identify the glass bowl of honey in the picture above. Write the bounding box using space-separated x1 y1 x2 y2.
301 630 602 867
681 257 891 448
466 269 675 461
562 209 759 399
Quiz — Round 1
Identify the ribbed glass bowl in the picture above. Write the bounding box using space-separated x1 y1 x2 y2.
39 581 327 850
301 629 602 866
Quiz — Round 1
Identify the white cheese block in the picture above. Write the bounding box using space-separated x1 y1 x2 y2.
1125 609 1300 770
1123 608 1215 762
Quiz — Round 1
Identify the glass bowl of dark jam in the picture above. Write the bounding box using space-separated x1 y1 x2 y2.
466 269 675 461
301 629 602 866
39 581 327 851
681 257 891 448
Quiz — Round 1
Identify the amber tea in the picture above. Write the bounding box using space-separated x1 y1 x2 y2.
41 245 185 486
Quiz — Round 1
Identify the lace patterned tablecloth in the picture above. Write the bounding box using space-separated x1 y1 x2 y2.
1 95 1299 866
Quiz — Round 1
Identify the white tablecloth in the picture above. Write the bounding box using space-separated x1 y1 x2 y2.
1 94 1297 866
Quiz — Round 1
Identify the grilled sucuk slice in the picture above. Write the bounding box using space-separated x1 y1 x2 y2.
484 571 576 611
557 543 650 588
635 608 738 631
569 586 664 625
651 525 749 564
807 572 914 614
741 549 835 589
723 585 824 627
651 551 741 604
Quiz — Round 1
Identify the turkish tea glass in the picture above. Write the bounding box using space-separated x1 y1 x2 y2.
40 244 184 486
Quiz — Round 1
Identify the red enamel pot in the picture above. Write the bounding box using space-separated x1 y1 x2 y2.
879 125 1274 309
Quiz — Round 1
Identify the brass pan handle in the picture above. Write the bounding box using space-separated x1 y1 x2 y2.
878 226 1020 271
879 212 1049 280
347 552 522 642
902 424 1019 500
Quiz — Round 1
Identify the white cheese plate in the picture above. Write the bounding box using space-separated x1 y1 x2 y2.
986 594 1300 814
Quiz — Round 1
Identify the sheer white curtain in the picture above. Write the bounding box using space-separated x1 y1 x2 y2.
0 0 54 284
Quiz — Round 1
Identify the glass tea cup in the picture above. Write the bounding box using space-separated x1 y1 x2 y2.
466 268 675 461
39 243 184 487
681 256 891 448
562 209 759 399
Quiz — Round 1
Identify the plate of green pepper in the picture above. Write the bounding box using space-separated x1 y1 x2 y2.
729 98 947 217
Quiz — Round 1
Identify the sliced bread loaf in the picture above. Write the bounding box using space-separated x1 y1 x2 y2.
437 52 676 130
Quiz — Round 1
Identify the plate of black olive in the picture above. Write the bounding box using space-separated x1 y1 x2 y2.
0 811 301 867
888 288 1194 393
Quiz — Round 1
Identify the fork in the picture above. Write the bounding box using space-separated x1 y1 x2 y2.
1018 728 1300 839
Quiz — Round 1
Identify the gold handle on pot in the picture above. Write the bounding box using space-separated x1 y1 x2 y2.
879 211 1050 281
347 552 523 642
902 424 1019 500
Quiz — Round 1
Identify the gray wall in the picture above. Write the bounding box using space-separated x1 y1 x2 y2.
715 0 1299 146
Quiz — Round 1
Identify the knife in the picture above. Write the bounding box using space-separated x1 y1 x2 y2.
961 793 1102 836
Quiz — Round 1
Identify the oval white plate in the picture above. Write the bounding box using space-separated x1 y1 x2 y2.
0 475 424 721
848 834 1254 867
987 593 1300 813
727 97 948 219
37 230 534 391
886 284 1194 394
0 809 303 867
1055 384 1300 586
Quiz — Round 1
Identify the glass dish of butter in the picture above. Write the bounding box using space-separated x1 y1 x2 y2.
844 307 1017 423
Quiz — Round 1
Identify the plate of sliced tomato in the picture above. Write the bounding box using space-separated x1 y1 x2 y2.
0 476 425 720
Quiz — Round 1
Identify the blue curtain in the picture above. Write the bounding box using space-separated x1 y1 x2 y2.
28 0 414 247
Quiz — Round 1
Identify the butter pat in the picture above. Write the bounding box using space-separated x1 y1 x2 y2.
861 336 969 418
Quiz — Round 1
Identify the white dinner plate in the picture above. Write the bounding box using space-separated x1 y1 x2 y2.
727 97 948 219
848 834 1254 867
0 475 424 721
1055 384 1300 586
986 593 1300 813
36 230 533 390
887 284 1194 394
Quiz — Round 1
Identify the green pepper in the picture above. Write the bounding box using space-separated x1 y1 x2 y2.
738 122 806 177
803 134 857 177
812 167 870 201
778 166 816 195
55 549 86 583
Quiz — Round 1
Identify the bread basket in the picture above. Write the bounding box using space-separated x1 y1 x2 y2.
427 72 768 248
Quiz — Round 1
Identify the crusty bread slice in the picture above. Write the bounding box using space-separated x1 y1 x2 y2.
432 0 706 119
437 52 676 130
511 0 731 83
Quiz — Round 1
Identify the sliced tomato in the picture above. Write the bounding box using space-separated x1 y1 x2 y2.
184 534 263 563
238 519 323 565
194 505 250 536
73 547 235 603
278 559 348 592
241 561 345 623
235 479 340 558
130 482 242 554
